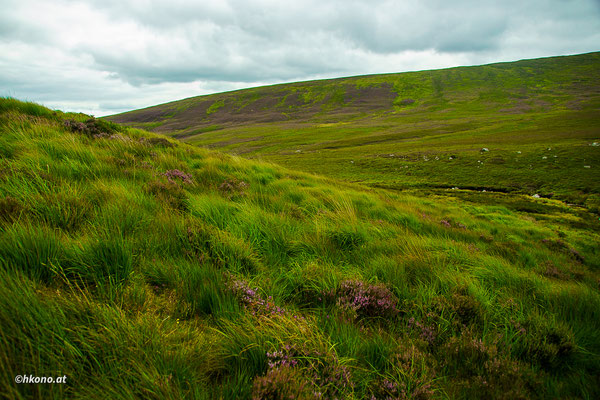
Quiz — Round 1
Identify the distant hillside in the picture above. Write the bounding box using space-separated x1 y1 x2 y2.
3 98 600 398
107 52 600 208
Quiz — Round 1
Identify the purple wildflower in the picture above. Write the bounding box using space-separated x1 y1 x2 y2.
162 169 193 184
226 276 286 316
330 280 399 320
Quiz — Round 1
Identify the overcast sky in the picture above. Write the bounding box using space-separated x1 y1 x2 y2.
1 0 599 116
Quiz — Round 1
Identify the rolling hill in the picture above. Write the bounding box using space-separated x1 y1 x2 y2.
107 52 600 209
3 52 600 399
1 96 600 398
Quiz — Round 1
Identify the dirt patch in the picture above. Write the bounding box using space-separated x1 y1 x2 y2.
108 81 399 135
343 83 396 110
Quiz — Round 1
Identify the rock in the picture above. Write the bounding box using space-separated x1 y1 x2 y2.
481 148 489 152
532 194 540 198
584 165 591 168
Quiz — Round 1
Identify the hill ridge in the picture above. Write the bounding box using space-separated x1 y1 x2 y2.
2 97 600 398
107 52 600 209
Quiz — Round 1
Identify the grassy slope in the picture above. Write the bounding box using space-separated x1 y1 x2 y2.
108 52 600 208
2 98 600 399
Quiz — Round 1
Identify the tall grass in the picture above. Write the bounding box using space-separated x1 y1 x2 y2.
1 98 599 398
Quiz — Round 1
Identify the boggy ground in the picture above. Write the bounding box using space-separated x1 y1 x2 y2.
1 98 600 399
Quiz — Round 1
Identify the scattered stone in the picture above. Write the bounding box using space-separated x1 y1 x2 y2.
542 156 547 159
295 150 301 153
449 156 453 160
452 187 459 190
591 142 599 147
584 165 591 168
480 148 489 152
532 194 540 198
516 151 522 154
350 160 354 164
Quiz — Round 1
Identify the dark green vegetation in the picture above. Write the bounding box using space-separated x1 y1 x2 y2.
2 97 600 399
109 52 600 209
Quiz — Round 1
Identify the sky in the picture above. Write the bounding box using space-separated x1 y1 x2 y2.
1 0 599 116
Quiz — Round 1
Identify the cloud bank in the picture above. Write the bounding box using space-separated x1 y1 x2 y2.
1 0 599 115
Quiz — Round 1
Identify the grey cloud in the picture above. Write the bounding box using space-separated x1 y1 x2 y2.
1 0 599 116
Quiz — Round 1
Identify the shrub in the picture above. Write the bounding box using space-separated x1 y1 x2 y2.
63 117 121 137
407 317 437 346
252 365 312 400
368 344 436 400
226 276 285 316
442 331 541 398
449 291 482 325
253 344 353 400
162 169 193 185
146 179 188 211
218 179 249 199
522 322 576 370
326 279 399 321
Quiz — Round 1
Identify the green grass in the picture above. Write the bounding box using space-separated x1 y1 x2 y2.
2 97 600 398
108 52 600 208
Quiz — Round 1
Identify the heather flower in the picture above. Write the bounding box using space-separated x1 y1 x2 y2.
226 276 286 316
407 317 437 345
219 179 248 198
258 344 353 400
368 343 436 400
162 169 193 184
252 365 311 400
329 279 399 321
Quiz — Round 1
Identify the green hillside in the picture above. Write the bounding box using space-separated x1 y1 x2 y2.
108 52 600 208
2 98 600 398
